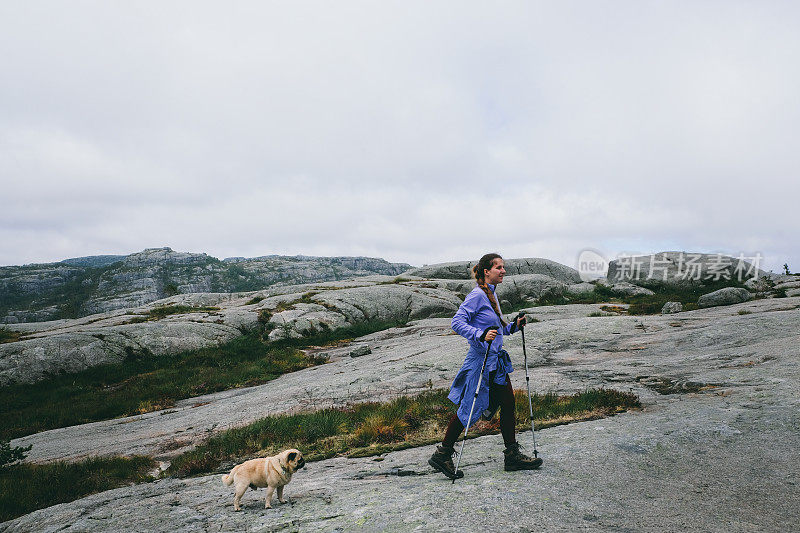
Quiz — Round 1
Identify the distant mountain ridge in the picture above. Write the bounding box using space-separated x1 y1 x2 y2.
58 255 127 268
0 247 412 323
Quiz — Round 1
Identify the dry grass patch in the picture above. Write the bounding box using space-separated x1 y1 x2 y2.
599 305 628 315
0 328 22 344
166 388 640 478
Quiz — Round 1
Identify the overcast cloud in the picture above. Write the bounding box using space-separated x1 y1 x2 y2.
1 1 798 272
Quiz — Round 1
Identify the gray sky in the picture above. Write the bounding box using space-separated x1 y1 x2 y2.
1 1 798 272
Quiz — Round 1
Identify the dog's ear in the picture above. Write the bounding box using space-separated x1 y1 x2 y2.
287 452 297 463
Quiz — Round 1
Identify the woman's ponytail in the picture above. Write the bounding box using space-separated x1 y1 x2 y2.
473 253 507 327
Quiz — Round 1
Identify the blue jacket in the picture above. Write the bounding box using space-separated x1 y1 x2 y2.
448 284 518 428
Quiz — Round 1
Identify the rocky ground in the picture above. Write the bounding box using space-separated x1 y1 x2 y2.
0 262 576 385
0 248 411 324
4 296 799 532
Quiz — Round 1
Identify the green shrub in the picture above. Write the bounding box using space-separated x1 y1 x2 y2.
0 334 324 441
0 439 31 468
536 287 570 306
0 456 155 522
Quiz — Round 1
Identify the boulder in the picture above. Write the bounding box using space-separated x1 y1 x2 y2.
743 272 792 285
597 279 655 297
265 284 462 341
494 274 569 305
566 282 596 296
698 288 753 308
614 282 655 297
661 302 683 314
774 280 800 291
401 261 473 280
349 345 371 357
0 320 243 386
607 252 768 288
403 258 581 284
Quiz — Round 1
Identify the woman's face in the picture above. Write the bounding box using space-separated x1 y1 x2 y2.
484 258 506 285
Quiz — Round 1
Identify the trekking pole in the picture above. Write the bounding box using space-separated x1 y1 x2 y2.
517 311 539 458
452 328 497 484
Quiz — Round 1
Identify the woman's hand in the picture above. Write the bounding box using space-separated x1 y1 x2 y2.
516 315 527 329
480 327 498 342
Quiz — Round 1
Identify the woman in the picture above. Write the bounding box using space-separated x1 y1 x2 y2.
428 253 542 479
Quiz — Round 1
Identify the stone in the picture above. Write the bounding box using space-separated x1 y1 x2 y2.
609 281 655 297
566 282 595 296
606 251 768 288
401 260 473 280
265 284 463 342
698 287 753 308
349 345 371 357
596 279 654 297
403 257 581 283
494 274 569 304
661 301 683 314
774 279 800 291
0 320 244 386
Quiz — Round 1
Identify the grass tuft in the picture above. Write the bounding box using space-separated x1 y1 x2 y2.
0 328 22 344
0 456 155 523
166 388 640 478
0 334 325 441
279 319 408 347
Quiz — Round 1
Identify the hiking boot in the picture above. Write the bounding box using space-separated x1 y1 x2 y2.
504 442 542 471
428 444 464 479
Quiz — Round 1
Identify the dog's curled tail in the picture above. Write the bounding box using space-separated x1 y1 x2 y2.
221 472 234 486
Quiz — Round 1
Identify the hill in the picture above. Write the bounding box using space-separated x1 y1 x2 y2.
0 248 411 323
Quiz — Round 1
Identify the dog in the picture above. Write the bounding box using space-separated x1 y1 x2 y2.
221 449 305 511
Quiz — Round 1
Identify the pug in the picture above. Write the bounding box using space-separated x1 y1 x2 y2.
221 449 305 511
